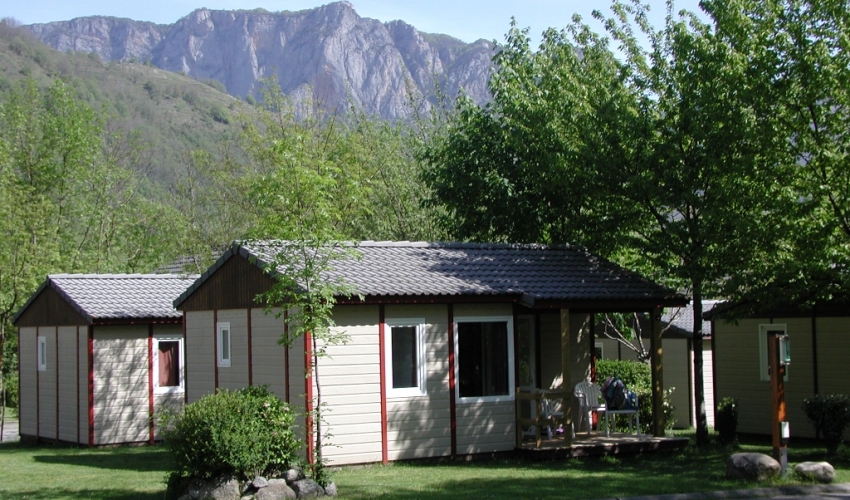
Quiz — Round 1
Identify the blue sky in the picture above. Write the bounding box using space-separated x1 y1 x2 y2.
3 0 705 47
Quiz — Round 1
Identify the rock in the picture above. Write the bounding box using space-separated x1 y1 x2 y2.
283 468 303 482
323 482 338 498
255 481 297 500
726 453 781 482
241 496 254 500
290 479 324 499
252 476 269 489
188 478 208 499
795 461 835 483
200 474 241 500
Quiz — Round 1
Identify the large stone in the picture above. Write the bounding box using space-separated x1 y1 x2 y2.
255 481 297 500
726 453 781 482
290 479 324 499
200 474 241 500
188 478 208 499
323 482 338 498
795 461 835 483
283 468 303 482
252 476 270 489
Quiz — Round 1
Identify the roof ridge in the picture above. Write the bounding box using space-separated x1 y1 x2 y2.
49 273 199 279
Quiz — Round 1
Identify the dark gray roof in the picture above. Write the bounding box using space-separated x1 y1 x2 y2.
661 300 719 338
14 274 199 324
175 241 686 308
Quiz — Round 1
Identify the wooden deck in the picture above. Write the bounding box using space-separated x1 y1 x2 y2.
516 432 689 460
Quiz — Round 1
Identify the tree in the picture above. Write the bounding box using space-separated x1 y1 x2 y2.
422 2 797 444
241 80 362 485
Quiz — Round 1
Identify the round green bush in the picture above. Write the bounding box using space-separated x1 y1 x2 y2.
162 386 300 480
715 397 739 443
802 394 850 454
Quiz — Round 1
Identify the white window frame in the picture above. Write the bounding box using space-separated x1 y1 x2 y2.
759 324 789 382
217 322 231 368
454 315 515 404
37 336 47 372
153 334 184 394
384 318 427 398
595 341 604 360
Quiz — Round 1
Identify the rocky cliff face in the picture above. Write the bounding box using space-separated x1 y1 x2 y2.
26 2 493 119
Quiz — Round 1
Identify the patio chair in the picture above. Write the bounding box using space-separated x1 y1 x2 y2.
574 381 607 436
541 398 564 439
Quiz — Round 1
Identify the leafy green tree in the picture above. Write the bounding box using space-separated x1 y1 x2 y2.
422 3 796 444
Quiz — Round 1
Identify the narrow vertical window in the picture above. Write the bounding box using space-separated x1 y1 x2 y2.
385 319 426 397
37 336 47 372
759 324 789 382
217 322 231 368
154 336 183 393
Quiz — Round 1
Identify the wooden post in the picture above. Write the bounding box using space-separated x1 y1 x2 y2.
768 331 788 473
560 309 573 446
650 306 665 437
515 386 522 448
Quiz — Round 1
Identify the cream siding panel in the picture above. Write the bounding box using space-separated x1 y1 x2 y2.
92 326 149 444
186 311 215 402
251 308 287 398
79 327 89 444
318 305 382 466
217 309 249 390
714 318 817 438
703 341 715 428
19 327 37 437
38 327 57 440
385 305 452 461
596 337 621 361
663 338 691 429
456 401 515 454
58 327 79 442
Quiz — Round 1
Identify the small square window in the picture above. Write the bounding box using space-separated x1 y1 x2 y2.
154 336 183 393
37 336 47 372
217 322 231 368
385 319 426 397
759 324 789 382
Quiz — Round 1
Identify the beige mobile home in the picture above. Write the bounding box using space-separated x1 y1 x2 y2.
707 302 849 439
13 274 196 445
174 241 686 466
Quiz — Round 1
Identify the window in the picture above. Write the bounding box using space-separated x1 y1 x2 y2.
154 335 183 393
385 318 426 397
37 336 47 372
217 322 231 368
759 324 789 382
594 341 604 361
455 316 515 402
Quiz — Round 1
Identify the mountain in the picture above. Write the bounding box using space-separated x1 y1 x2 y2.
24 2 494 119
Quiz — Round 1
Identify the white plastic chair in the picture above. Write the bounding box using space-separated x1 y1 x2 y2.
541 398 564 439
574 381 607 436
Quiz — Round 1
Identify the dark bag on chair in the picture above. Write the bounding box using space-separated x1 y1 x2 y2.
605 377 627 410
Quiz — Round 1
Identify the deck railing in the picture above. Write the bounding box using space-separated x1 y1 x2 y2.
515 388 570 448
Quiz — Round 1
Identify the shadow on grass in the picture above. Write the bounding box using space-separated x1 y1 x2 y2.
32 448 171 473
1 488 162 500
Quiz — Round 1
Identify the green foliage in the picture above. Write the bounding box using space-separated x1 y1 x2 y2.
2 372 16 409
715 397 739 444
161 386 300 480
202 78 227 93
802 394 850 454
209 103 230 124
595 359 675 433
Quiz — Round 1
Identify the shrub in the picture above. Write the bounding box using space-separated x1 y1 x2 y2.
715 397 739 444
802 394 850 454
161 386 300 480
595 359 675 434
3 373 18 409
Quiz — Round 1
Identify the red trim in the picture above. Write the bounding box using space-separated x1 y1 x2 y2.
88 326 94 446
284 310 290 403
36 328 40 439
182 313 188 404
378 305 388 465
305 331 314 464
91 318 182 326
247 308 253 387
213 310 219 390
148 324 154 444
55 327 59 442
447 304 457 458
76 327 80 445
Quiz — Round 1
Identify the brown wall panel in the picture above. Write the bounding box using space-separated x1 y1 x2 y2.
15 286 87 327
180 256 276 312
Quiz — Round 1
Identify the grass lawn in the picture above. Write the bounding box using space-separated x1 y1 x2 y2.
0 433 847 499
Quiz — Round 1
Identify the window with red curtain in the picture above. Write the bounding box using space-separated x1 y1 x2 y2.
158 340 180 387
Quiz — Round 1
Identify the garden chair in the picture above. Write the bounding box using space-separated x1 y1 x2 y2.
574 380 607 436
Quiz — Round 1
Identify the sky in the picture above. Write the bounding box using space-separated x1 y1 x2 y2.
2 0 705 47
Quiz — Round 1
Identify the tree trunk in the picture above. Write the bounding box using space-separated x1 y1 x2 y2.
692 285 709 445
0 320 6 442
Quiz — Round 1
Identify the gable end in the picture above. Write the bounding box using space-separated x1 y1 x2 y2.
179 254 276 311
14 285 88 327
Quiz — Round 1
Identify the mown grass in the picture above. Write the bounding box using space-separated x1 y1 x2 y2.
0 433 847 499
